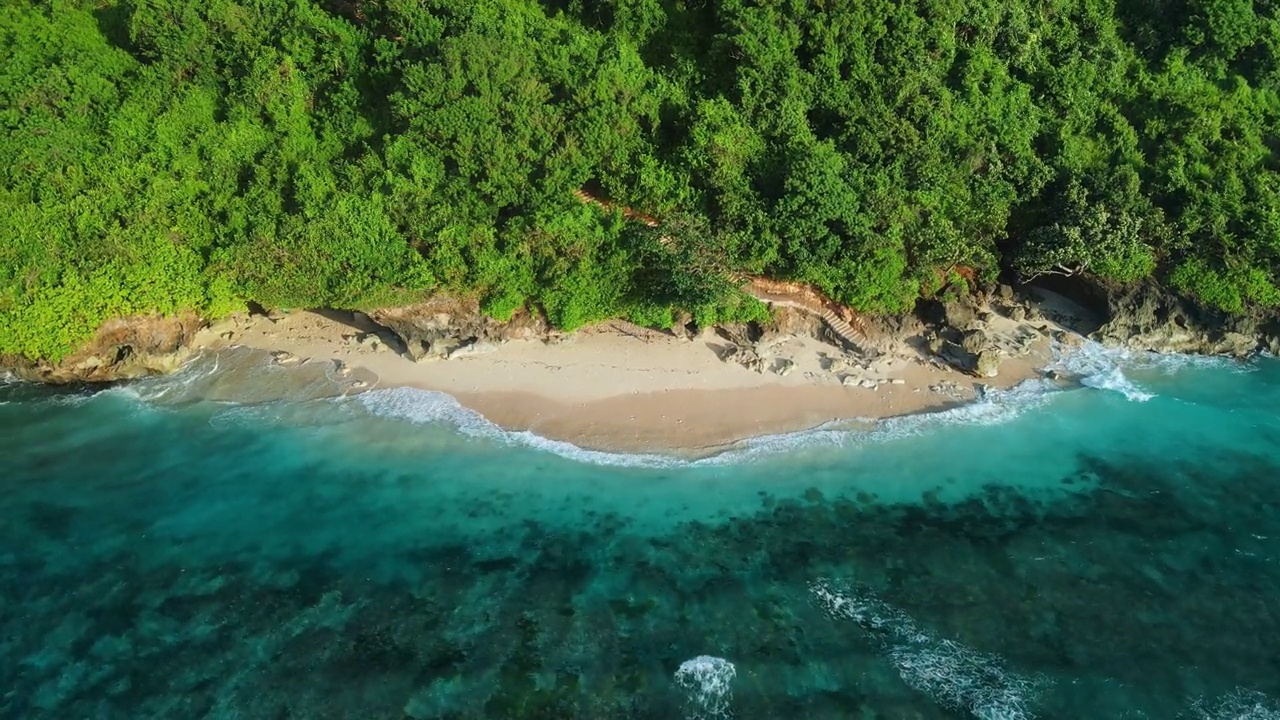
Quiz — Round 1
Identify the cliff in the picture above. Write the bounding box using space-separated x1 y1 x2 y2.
3 278 1277 386
1033 277 1280 359
2 313 202 384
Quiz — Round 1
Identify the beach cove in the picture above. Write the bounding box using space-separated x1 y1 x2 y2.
184 288 1079 453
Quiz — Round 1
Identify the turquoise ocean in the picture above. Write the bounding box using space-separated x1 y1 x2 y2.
2 343 1279 719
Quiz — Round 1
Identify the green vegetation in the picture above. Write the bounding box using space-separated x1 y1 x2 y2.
3 0 1280 360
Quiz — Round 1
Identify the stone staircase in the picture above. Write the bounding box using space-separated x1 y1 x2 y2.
816 307 865 352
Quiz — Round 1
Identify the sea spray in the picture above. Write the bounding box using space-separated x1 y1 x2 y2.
811 579 1047 720
1046 338 1252 402
674 656 736 720
1048 340 1155 401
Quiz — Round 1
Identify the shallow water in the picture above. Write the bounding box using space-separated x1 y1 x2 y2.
2 346 1279 718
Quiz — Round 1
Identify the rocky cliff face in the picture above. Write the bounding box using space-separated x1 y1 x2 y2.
369 294 551 361
1094 285 1279 358
1037 277 1280 358
2 313 202 384
6 277 1278 385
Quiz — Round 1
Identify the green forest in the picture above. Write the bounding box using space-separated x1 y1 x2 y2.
3 0 1280 361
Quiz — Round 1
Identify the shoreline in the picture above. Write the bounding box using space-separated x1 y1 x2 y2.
190 304 1068 453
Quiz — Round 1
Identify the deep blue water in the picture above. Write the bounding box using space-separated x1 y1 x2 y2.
2 346 1279 719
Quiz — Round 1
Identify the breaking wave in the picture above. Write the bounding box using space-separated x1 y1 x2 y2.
1049 341 1154 401
811 579 1048 720
354 377 1060 468
1048 339 1251 403
10 339 1254 468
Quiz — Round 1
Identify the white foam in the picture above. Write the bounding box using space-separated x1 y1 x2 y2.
1188 689 1280 719
1049 341 1154 402
723 378 1057 461
1048 339 1258 403
11 341 1147 469
354 387 683 468
354 378 1062 468
674 656 736 720
811 579 1047 720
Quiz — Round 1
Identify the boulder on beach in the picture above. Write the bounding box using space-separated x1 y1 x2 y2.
447 340 500 359
974 350 1001 378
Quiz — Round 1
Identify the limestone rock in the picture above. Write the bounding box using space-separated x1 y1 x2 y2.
72 356 105 372
961 329 988 355
758 306 824 344
773 358 796 376
370 294 549 362
427 337 462 360
974 350 1001 378
447 340 500 360
926 334 944 355
823 355 851 374
942 300 978 331
938 340 971 369
1090 284 1239 356
1009 306 1026 322
1211 332 1261 357
2 313 202 384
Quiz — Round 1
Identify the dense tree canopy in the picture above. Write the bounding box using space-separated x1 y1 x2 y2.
3 0 1279 359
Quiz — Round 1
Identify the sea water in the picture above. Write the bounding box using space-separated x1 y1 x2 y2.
2 345 1279 719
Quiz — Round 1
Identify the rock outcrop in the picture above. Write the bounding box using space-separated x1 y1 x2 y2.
918 296 1003 376
369 294 551 362
1022 275 1280 358
914 286 1057 377
1086 282 1279 358
2 313 202 384
7 273 1277 387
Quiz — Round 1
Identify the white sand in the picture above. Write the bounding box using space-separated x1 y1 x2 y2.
193 306 1061 452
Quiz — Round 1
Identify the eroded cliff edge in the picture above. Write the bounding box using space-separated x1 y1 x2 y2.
4 280 1278 385
1039 276 1280 358
2 313 203 384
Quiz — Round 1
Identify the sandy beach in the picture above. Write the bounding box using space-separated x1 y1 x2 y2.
192 297 1069 453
